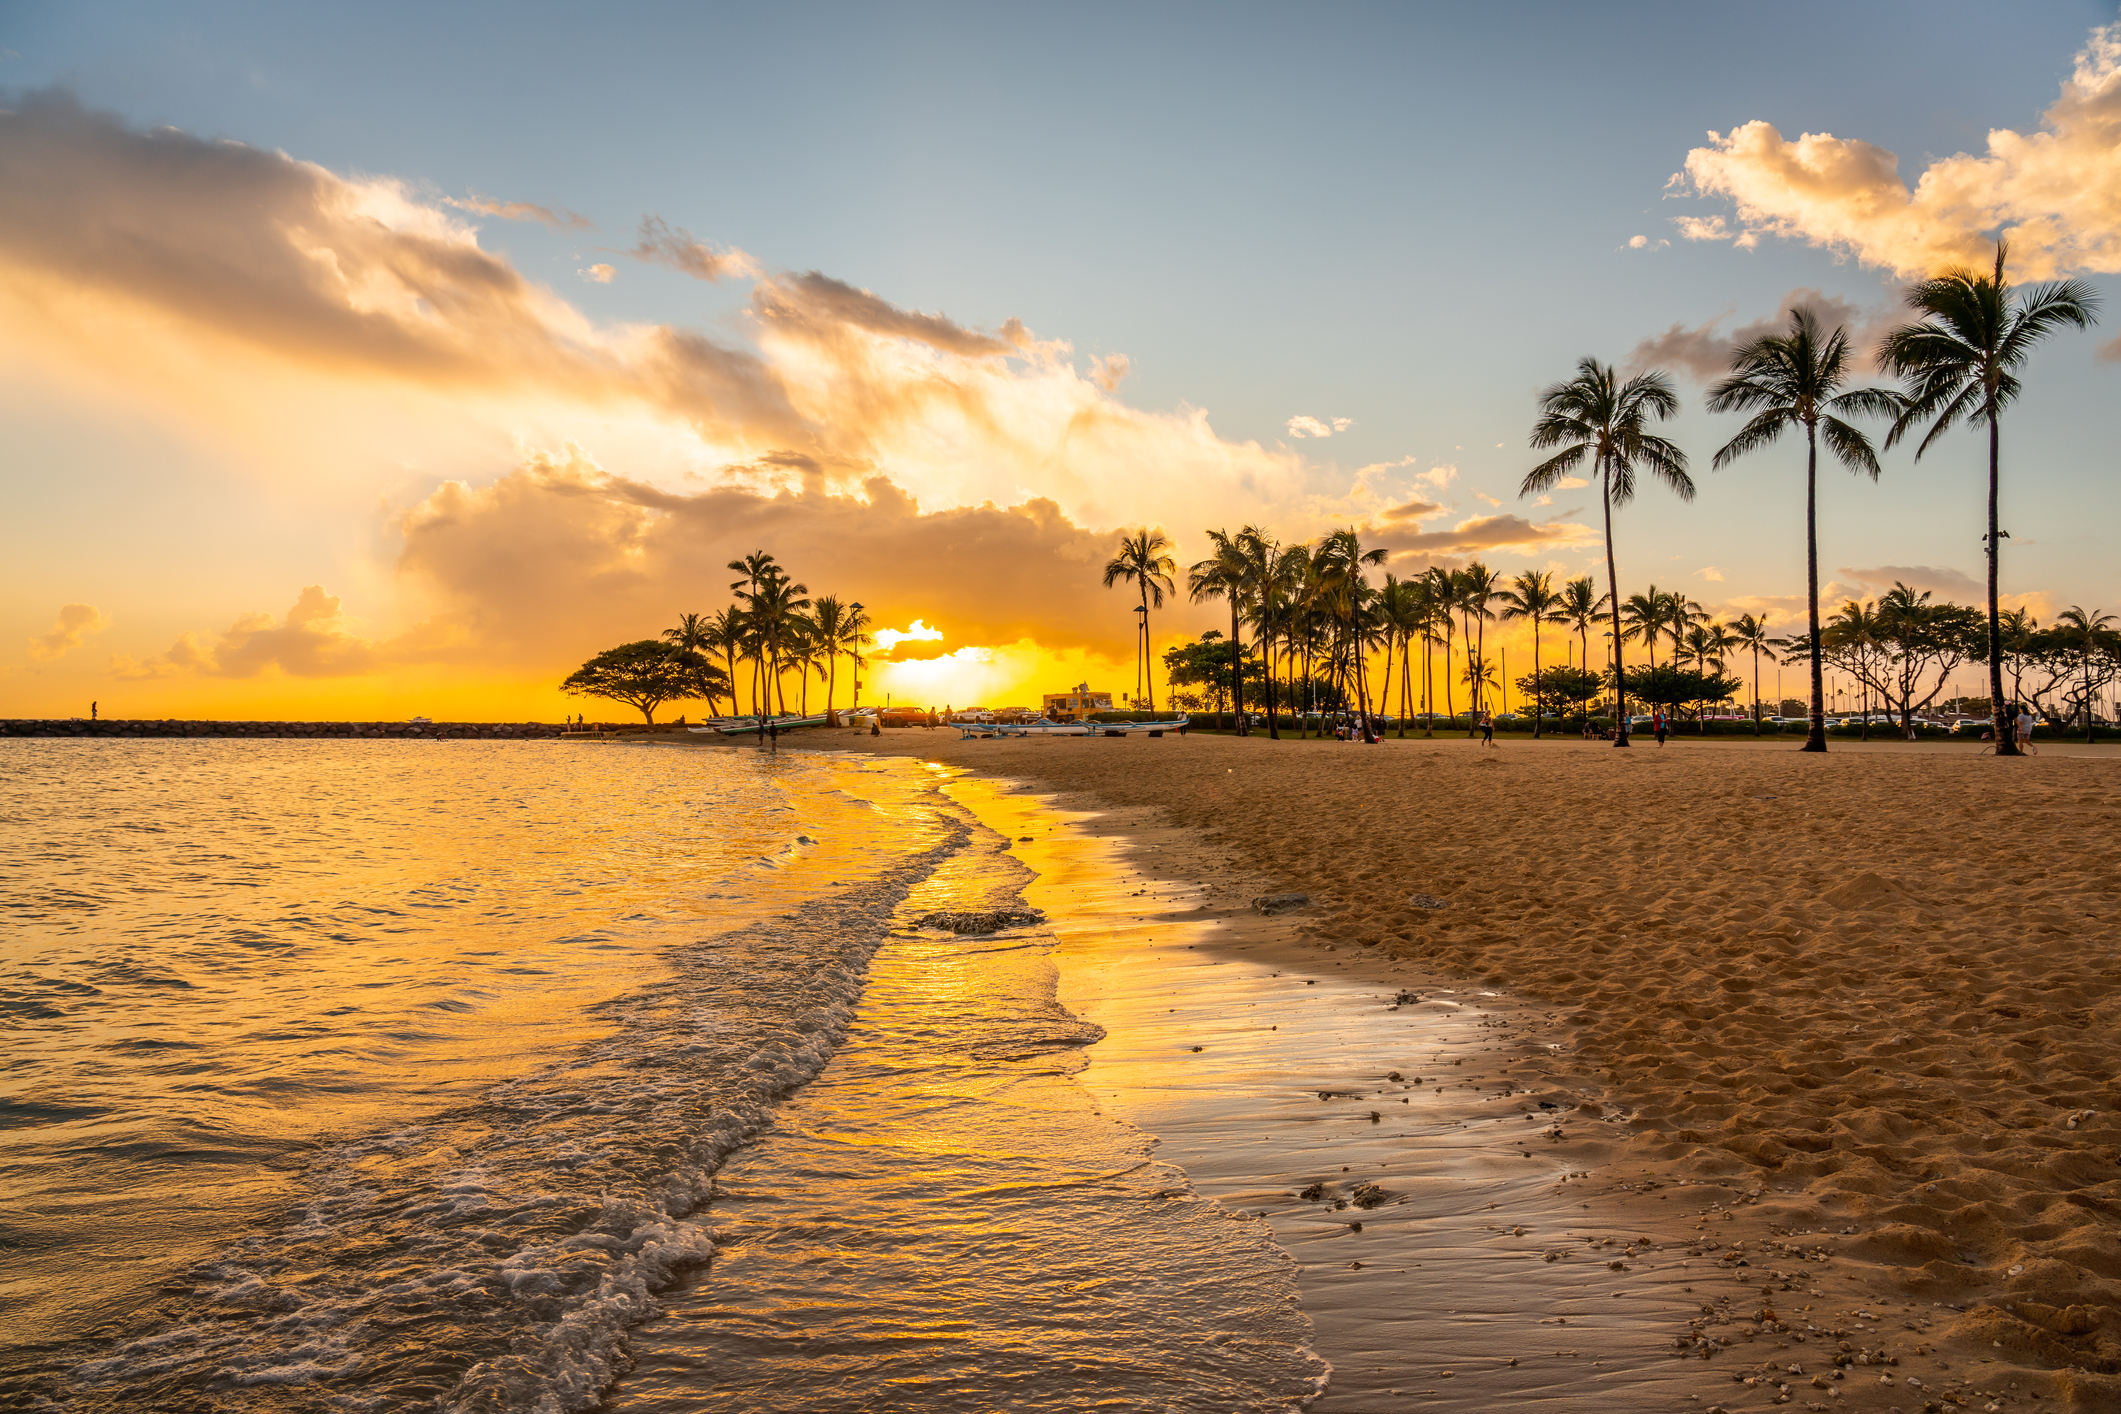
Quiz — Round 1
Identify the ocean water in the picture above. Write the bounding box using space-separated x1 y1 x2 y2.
0 741 1321 1411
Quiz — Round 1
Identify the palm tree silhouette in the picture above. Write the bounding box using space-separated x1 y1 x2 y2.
1559 576 1607 727
2053 606 2118 744
662 612 723 715
1103 528 1177 714
1455 562 1503 721
1708 308 1897 752
1189 529 1254 733
1498 569 1564 737
1878 241 2100 756
1727 613 1773 734
1622 590 1665 670
1523 358 1693 746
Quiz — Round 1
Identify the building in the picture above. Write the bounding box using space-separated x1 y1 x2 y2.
1042 683 1112 720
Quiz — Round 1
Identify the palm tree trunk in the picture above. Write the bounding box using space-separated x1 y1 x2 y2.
1229 600 1245 735
1802 424 1828 753
1986 407 2016 755
1752 645 1762 736
1601 459 1629 747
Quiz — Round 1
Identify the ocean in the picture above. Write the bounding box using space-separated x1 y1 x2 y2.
1 741 1325 1412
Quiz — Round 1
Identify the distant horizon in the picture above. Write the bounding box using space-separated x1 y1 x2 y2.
4 4 2116 720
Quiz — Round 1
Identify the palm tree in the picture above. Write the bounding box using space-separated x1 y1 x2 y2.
2054 606 2117 744
1727 613 1773 734
1558 576 1606 727
809 596 867 724
841 601 874 718
1423 565 1459 730
662 612 723 715
1682 620 1734 730
1312 528 1388 740
728 552 810 747
1877 241 2100 756
1242 528 1291 738
1707 308 1898 752
1497 569 1564 737
1523 358 1692 746
1189 529 1254 733
1455 562 1503 718
1103 528 1177 713
707 607 746 717
1621 589 1666 669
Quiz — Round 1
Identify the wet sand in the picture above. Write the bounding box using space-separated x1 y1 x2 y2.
705 729 2121 1410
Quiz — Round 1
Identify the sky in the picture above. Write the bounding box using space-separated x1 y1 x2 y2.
3 1 2117 719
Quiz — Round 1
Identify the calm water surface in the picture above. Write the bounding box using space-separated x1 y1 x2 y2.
1 741 1320 1411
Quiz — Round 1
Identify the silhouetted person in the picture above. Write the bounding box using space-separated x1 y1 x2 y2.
90 701 97 721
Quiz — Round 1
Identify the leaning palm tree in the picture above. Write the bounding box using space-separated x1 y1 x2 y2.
1103 528 1177 713
1455 562 1503 718
1877 241 2100 756
1524 358 1692 746
1189 529 1254 733
1726 613 1773 735
1708 308 1899 752
1497 569 1564 737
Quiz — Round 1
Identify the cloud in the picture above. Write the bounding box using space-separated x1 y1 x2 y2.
1626 234 1669 251
1695 566 1725 582
1377 498 1442 523
1628 287 1888 380
627 215 756 282
1413 463 1458 491
1369 512 1598 558
445 193 591 230
1088 352 1131 391
0 91 1309 546
580 263 616 283
1285 414 1353 439
393 448 1152 669
1675 24 2121 277
1838 563 1986 602
30 602 107 658
114 585 379 679
1554 475 1588 489
871 620 953 661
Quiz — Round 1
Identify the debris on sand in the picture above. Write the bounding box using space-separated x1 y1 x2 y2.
1351 1183 1390 1209
1252 891 1313 915
915 908 1044 934
1407 893 1448 910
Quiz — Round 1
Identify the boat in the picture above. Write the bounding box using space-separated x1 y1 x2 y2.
991 718 1094 737
1094 716 1189 737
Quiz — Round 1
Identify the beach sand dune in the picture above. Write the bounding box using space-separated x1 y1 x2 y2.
784 729 2121 1407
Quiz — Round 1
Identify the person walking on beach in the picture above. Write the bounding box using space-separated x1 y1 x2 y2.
1652 708 1667 746
1479 710 1496 747
2015 703 2039 755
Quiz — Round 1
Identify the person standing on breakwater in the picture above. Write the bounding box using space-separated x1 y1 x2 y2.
90 701 97 721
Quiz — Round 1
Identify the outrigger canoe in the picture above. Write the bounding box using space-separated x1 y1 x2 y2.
690 714 832 736
987 715 1189 738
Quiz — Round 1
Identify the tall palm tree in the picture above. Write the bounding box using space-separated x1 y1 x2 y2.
1558 576 1607 726
1497 569 1564 737
2054 606 2117 744
1312 528 1388 740
1189 529 1254 733
728 552 810 747
1455 562 1503 718
1682 620 1734 730
1103 528 1177 713
1823 599 1882 740
809 596 865 724
1621 589 1666 669
1523 358 1693 746
1707 308 1897 752
840 601 874 717
1727 613 1773 734
1423 565 1459 729
662 612 723 715
1877 241 2100 756
707 606 746 717
1242 528 1291 738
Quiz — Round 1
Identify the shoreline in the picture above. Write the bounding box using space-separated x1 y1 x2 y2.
776 727 2121 1411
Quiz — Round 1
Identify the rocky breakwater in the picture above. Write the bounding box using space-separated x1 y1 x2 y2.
1 719 579 739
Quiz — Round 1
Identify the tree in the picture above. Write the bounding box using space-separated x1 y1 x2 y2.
1454 562 1503 718
1617 663 1740 715
1163 630 1264 714
1189 529 1254 734
1558 576 1608 710
2052 606 2121 742
727 550 810 747
1707 307 1898 752
1523 358 1693 747
1878 241 2100 757
1103 528 1177 713
1498 569 1564 736
1865 584 1985 736
562 641 726 725
1726 613 1773 733
1311 528 1389 741
1682 620 1736 729
809 596 868 725
662 612 726 715
1515 664 1603 724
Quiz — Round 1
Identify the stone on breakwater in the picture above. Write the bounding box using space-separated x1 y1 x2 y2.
0 719 575 739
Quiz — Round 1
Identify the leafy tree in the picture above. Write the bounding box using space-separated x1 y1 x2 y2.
1162 630 1264 712
1189 530 1254 733
562 641 726 725
1616 663 1740 713
2051 606 2121 742
1522 358 1692 748
1878 241 2100 756
1515 664 1603 723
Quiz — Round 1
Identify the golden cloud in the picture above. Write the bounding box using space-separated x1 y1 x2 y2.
30 603 108 659
1370 512 1597 557
113 586 381 679
445 192 592 230
1677 25 2121 278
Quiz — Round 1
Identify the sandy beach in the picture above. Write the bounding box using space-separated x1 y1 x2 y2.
734 726 2121 1411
